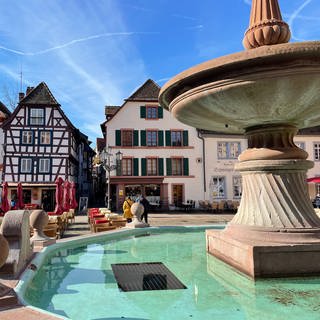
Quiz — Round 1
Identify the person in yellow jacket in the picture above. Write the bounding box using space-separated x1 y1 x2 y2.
123 196 134 222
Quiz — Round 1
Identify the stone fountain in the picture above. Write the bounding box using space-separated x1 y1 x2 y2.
159 0 320 278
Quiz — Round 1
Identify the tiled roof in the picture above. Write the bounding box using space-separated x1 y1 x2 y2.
125 79 160 102
105 105 121 116
19 82 59 105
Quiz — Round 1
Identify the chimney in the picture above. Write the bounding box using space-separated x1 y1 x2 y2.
18 92 25 101
26 86 34 95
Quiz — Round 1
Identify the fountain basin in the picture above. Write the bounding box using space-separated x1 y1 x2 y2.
159 41 320 133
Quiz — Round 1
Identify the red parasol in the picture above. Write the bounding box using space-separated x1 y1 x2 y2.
70 182 78 209
17 182 24 209
307 177 320 183
63 180 71 211
1 181 10 214
54 177 64 215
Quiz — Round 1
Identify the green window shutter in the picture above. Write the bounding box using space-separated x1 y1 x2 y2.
183 130 189 146
115 130 121 146
133 158 139 176
141 158 147 176
183 158 189 176
158 106 163 118
158 158 164 176
158 131 164 146
165 130 171 146
133 130 139 146
166 158 172 176
140 130 146 146
140 106 146 118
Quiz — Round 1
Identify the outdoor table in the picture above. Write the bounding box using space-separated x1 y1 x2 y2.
181 202 193 212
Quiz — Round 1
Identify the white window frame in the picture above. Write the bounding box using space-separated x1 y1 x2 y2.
147 158 158 176
30 108 44 125
210 176 226 199
21 131 33 144
314 142 320 161
122 158 132 176
40 131 51 145
146 130 158 147
171 130 183 147
21 158 32 173
233 176 242 198
217 142 241 159
39 158 50 173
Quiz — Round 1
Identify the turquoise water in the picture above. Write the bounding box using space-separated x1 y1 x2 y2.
24 229 320 320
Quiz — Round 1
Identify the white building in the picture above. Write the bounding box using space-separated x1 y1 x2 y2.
200 127 320 205
101 79 203 210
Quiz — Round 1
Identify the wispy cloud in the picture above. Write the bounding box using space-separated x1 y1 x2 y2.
185 25 203 30
287 0 314 41
156 77 171 83
172 14 197 21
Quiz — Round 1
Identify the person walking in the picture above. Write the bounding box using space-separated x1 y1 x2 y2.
316 194 320 209
140 195 150 224
123 196 134 223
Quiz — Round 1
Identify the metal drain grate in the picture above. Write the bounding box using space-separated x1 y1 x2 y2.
111 262 187 292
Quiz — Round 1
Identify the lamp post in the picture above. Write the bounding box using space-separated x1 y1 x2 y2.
100 146 123 210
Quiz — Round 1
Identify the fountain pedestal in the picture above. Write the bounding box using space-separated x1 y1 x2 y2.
207 124 320 278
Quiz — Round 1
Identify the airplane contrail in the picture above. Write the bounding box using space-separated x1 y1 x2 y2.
288 0 313 41
0 31 159 56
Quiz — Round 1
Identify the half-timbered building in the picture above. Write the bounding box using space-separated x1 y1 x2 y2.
0 101 11 185
2 82 94 210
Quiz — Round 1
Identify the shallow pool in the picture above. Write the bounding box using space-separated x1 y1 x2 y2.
19 227 320 319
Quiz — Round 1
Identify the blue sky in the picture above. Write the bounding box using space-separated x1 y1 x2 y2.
0 0 318 145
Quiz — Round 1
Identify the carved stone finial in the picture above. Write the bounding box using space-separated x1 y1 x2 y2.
243 0 291 49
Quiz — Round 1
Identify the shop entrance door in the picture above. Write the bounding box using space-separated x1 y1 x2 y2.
125 185 142 201
42 189 55 212
172 184 183 207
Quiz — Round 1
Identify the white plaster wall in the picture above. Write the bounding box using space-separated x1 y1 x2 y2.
294 135 320 178
204 134 248 201
105 100 204 204
204 134 320 202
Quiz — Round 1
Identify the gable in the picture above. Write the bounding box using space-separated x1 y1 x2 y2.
126 79 160 102
20 82 59 106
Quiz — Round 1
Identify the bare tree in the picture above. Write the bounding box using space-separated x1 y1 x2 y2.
1 85 18 111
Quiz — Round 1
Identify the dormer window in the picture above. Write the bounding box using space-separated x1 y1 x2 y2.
30 108 44 125
140 106 163 119
146 106 158 119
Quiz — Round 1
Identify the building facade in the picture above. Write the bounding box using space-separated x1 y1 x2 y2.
201 127 320 204
1 82 94 210
101 79 203 210
0 101 11 185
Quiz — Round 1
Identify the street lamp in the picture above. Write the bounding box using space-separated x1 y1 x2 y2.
100 146 123 210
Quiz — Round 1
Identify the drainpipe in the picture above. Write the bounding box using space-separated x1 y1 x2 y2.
197 129 206 199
